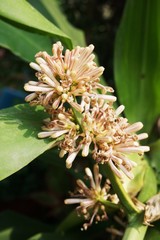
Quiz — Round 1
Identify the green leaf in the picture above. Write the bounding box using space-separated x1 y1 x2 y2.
28 232 80 240
123 154 146 198
114 0 160 133
0 104 57 180
0 210 52 240
148 139 160 185
0 19 52 62
145 227 160 240
0 0 72 49
138 161 157 202
28 0 86 47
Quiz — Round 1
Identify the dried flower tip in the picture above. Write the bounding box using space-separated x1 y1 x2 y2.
144 193 160 225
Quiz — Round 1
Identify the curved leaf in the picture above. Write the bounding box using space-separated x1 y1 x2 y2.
114 0 160 133
0 0 72 49
0 19 52 62
39 0 86 47
0 104 58 180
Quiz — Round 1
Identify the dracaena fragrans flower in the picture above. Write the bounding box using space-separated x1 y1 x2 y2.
37 101 149 178
24 41 116 113
61 103 149 178
38 107 79 139
24 42 150 179
65 164 119 230
83 103 150 179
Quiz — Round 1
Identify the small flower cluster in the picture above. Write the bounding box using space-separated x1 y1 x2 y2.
24 42 150 228
65 164 119 230
25 42 115 112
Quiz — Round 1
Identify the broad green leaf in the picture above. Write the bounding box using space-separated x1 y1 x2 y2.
0 19 52 62
0 210 52 240
0 228 13 240
0 104 58 180
0 0 72 49
39 0 86 47
138 161 157 202
114 0 160 133
149 139 160 169
123 154 146 198
148 139 160 185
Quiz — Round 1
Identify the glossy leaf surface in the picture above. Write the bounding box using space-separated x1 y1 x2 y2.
0 104 57 180
114 0 160 133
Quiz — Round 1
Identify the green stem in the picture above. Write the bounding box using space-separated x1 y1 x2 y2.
104 164 140 215
122 213 148 240
100 199 120 211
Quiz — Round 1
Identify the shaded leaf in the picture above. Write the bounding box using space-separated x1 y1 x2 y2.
28 232 81 240
0 0 72 49
0 104 58 180
145 227 160 240
0 210 52 240
0 19 52 62
29 0 86 47
114 0 160 133
148 139 160 185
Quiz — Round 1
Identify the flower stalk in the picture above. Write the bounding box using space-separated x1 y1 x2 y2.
122 213 148 240
104 164 140 215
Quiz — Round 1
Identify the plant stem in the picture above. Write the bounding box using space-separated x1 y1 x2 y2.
122 213 148 240
104 164 140 215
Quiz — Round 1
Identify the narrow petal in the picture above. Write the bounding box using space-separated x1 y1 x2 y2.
24 84 53 92
29 62 41 71
66 150 79 168
124 122 143 133
85 167 96 188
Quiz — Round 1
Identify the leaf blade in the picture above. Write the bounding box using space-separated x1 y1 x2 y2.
0 19 52 62
0 0 72 48
0 104 56 180
114 0 160 133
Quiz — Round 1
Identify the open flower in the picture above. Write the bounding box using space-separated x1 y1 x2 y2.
65 164 119 230
24 42 116 112
37 101 149 178
82 103 150 179
38 107 79 139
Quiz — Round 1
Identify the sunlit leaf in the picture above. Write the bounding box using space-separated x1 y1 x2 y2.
138 161 157 202
0 104 58 180
123 154 146 198
0 19 52 62
28 0 86 47
114 0 160 133
0 0 72 49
